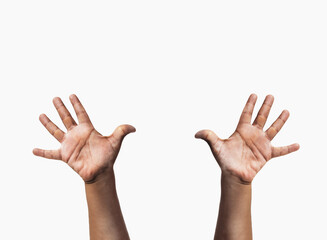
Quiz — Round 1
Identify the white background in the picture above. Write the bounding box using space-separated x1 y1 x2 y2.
0 1 326 239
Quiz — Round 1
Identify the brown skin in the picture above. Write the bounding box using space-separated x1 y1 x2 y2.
195 94 300 240
33 94 134 240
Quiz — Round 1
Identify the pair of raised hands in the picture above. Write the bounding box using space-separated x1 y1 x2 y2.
33 94 299 184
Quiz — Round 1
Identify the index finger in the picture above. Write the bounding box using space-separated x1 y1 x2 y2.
237 94 258 126
69 94 92 124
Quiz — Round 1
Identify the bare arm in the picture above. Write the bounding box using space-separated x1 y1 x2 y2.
195 94 300 240
33 94 135 240
85 169 129 240
214 173 252 239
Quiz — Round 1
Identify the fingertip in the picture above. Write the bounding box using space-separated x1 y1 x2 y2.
194 131 200 139
128 125 136 133
32 148 39 156
69 94 77 101
118 124 136 136
247 94 258 105
283 109 290 115
282 109 290 120
39 113 46 121
266 94 274 100
195 130 221 147
52 97 61 104
250 93 258 100
265 94 274 104
195 130 204 139
287 143 300 154
294 143 300 150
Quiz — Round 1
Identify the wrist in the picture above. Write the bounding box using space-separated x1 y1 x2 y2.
85 167 115 185
221 171 252 186
220 171 252 200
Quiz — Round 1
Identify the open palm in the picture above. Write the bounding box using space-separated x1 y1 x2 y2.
33 94 135 183
195 94 299 183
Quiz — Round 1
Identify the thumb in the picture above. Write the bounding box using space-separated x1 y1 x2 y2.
195 129 222 149
111 124 136 144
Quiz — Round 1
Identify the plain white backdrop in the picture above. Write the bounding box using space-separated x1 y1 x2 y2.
0 1 326 239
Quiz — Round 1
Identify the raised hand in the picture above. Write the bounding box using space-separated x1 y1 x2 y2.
195 94 299 184
33 94 135 183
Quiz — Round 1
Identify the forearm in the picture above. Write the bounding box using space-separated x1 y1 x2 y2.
85 168 130 240
214 172 252 240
